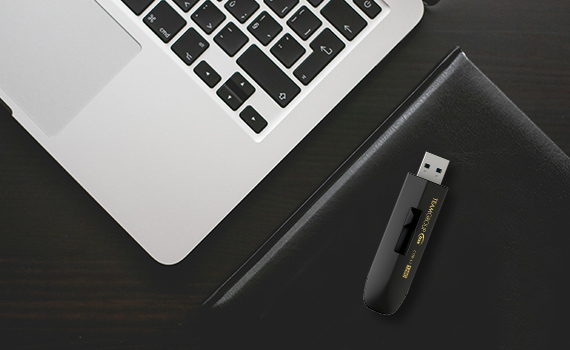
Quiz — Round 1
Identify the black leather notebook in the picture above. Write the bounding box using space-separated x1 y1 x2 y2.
203 48 570 349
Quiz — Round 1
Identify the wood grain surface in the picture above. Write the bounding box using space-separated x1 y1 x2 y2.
1 0 569 348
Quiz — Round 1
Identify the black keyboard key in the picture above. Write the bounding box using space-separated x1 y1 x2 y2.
192 0 226 34
238 45 300 107
144 1 187 43
194 61 221 88
227 72 255 100
264 0 299 18
271 34 305 68
217 85 243 110
217 73 255 110
353 0 381 19
240 106 267 133
248 11 282 46
215 22 248 57
225 0 260 24
308 0 324 7
287 6 321 41
173 0 199 12
172 28 209 65
293 28 344 85
122 0 153 15
321 0 366 41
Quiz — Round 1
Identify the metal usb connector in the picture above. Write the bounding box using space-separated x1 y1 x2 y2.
417 152 450 185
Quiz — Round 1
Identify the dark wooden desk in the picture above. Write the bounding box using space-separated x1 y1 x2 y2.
1 1 569 348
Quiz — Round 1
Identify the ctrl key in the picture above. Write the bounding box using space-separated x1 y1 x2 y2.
240 106 267 133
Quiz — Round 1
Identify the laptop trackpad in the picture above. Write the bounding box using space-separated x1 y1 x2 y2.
0 1 140 136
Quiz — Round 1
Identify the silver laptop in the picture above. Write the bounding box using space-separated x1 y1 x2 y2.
0 0 424 264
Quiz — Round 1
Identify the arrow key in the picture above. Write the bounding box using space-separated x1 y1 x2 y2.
217 85 243 111
321 0 366 41
227 72 255 99
240 106 267 133
194 61 221 88
217 73 255 110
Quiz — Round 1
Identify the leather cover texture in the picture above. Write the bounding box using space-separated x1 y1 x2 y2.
203 48 570 349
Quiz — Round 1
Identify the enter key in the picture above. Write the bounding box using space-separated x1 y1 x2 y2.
293 28 345 85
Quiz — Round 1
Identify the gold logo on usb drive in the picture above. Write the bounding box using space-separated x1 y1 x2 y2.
417 198 438 246
403 265 411 279
417 233 425 245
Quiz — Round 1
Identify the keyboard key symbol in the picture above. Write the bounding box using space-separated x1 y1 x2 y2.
279 92 287 100
148 14 157 23
239 106 267 133
160 28 172 39
194 61 221 88
320 46 333 55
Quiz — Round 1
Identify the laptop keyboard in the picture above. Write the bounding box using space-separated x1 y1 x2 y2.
122 0 382 134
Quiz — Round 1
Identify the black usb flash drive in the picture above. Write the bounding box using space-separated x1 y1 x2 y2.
363 152 449 314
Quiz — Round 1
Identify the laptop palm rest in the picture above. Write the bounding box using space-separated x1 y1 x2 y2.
0 1 140 136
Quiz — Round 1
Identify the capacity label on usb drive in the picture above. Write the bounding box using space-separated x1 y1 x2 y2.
402 249 417 279
402 197 439 279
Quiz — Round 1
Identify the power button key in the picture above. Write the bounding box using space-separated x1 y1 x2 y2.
353 0 381 19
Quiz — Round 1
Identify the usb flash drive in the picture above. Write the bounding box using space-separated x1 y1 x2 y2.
363 152 449 314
